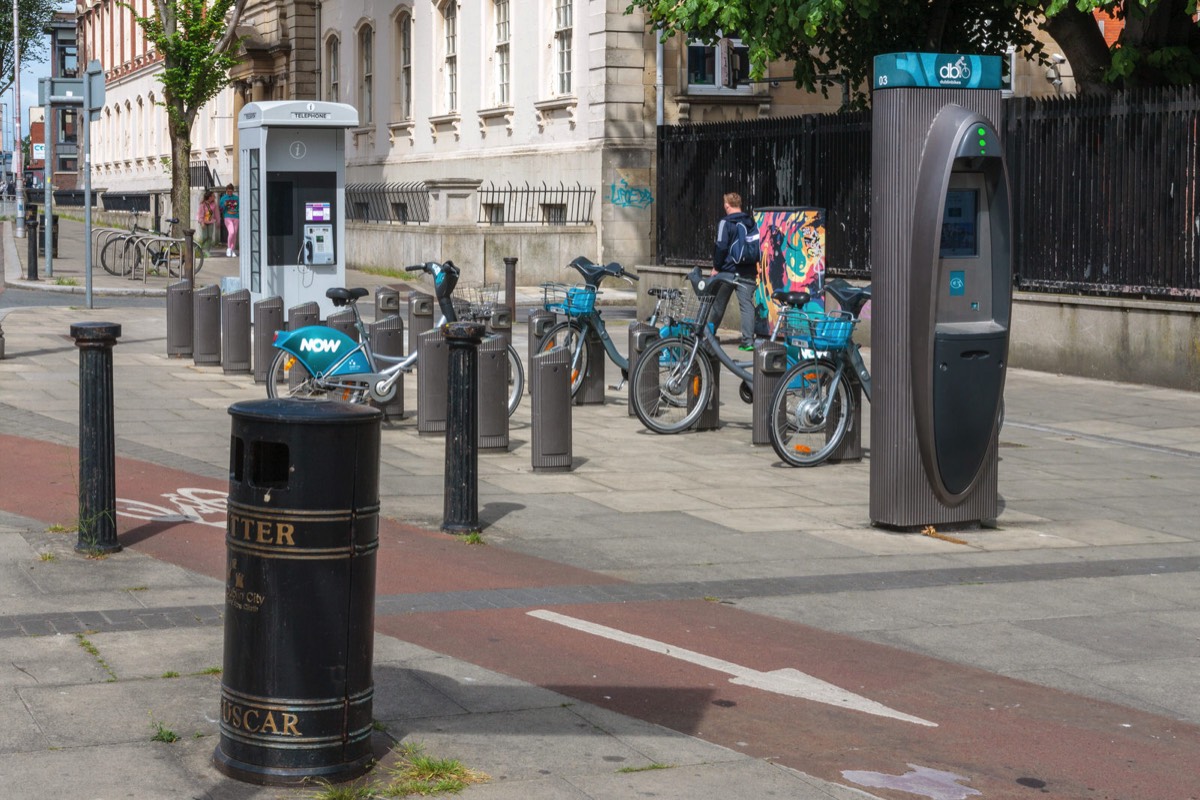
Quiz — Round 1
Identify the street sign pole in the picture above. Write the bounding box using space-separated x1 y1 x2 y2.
12 0 24 240
84 61 104 309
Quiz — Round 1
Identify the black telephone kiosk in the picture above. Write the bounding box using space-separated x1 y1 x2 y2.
909 105 1012 505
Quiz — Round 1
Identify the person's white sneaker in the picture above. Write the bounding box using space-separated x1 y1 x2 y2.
226 249 232 258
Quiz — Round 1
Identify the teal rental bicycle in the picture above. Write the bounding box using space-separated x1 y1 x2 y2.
266 261 525 415
535 256 640 396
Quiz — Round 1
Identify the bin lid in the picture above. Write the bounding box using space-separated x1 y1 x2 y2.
229 398 381 425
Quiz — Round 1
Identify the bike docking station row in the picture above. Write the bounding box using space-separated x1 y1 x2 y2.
869 53 1013 530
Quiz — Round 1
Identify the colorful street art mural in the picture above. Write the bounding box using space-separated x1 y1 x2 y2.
752 207 826 330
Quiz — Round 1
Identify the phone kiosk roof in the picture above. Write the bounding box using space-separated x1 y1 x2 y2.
238 101 360 129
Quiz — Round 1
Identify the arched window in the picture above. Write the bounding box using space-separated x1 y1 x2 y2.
326 35 340 102
358 25 374 124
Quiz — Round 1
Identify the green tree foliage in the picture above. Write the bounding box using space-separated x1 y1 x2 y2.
1 0 58 96
127 0 247 232
626 0 1200 105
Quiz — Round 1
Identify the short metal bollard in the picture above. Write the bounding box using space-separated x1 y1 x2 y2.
367 315 404 419
253 297 284 384
752 341 787 446
531 346 572 471
477 333 509 451
527 309 556 394
693 349 721 431
574 331 606 406
375 286 400 320
26 215 39 280
627 322 657 417
221 289 252 375
408 292 434 352
503 256 518 323
166 280 194 358
71 322 122 555
442 322 486 533
193 285 222 366
416 327 448 434
215 399 381 786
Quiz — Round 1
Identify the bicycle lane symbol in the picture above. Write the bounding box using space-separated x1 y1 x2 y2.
115 487 228 529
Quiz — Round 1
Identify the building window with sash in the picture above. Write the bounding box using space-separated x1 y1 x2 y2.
396 12 412 119
443 1 458 112
326 36 340 101
358 25 374 124
553 0 572 95
494 0 511 106
686 35 750 91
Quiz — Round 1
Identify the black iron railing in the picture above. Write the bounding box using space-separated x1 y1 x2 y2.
100 192 152 212
190 162 219 190
346 182 430 223
477 181 595 225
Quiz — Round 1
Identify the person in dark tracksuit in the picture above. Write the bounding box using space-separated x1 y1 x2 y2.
712 192 760 350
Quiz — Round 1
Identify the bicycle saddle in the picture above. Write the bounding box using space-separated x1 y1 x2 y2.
327 287 370 306
825 279 872 318
771 290 811 308
569 255 626 287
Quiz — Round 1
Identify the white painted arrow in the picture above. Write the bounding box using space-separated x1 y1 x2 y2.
527 609 936 727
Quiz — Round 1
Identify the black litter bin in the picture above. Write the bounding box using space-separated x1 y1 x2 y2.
38 213 59 257
214 398 382 786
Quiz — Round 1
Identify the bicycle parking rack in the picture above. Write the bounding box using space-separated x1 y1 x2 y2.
193 285 222 366
574 332 606 406
478 334 510 451
627 322 657 418
221 289 252 375
416 327 449 434
526 309 556 395
408 292 435 352
531 346 572 472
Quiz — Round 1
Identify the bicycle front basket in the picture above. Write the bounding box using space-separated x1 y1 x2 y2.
783 309 857 350
565 286 597 316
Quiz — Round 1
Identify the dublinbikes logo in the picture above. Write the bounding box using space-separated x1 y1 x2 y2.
936 55 973 86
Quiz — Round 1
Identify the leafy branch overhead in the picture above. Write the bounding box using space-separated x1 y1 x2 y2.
0 0 58 97
625 0 1200 106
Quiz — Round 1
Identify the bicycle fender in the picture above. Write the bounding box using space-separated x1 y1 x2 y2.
273 326 372 376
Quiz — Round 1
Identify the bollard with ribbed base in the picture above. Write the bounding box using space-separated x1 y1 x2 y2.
71 322 122 554
442 322 485 533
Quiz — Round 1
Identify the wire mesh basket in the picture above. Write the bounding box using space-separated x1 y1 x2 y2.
542 283 597 317
456 282 499 321
665 291 705 332
780 308 858 350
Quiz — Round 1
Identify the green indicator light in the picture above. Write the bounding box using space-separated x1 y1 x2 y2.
977 126 986 136
978 138 987 147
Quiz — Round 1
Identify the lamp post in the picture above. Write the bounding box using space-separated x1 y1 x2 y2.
12 0 26 239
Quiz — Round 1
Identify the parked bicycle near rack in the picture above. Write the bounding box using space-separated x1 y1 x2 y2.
96 212 205 279
266 260 525 416
767 278 873 466
535 256 640 396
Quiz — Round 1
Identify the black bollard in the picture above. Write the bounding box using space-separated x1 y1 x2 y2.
503 257 517 327
71 322 122 554
442 321 486 534
26 216 39 281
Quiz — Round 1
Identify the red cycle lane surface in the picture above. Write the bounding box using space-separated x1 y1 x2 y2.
5 434 1199 799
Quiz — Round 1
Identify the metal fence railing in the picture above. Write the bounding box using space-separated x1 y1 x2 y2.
345 182 430 224
477 181 595 225
657 86 1200 300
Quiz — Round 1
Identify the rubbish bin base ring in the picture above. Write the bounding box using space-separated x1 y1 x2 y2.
212 745 376 786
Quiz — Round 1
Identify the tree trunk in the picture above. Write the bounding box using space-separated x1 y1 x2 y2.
170 119 192 240
1041 4 1115 95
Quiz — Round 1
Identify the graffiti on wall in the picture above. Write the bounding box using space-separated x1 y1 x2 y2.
610 179 654 209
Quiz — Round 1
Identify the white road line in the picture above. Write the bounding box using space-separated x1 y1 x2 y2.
528 609 937 727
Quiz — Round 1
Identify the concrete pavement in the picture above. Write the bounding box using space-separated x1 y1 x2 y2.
3 215 1200 798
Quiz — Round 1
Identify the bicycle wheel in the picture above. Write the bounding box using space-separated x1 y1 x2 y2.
630 336 713 434
100 236 132 276
265 349 368 402
505 344 525 416
768 358 852 467
537 321 588 396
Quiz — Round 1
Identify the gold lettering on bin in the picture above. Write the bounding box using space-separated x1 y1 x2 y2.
224 556 265 613
221 698 303 737
228 511 299 547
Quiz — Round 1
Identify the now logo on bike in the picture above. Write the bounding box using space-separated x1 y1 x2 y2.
299 337 341 354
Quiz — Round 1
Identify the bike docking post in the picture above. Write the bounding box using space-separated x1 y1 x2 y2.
477 333 510 451
408 292 434 352
167 281 194 358
217 399 381 785
752 341 787 445
575 330 606 406
193 285 222 367
442 321 486 533
368 315 405 419
253 297 284 383
527 308 556 394
531 346 572 472
628 322 658 417
288 301 320 331
416 327 449 434
71 322 122 555
326 308 357 340
375 286 400 320
693 348 721 431
221 288 252 375
827 380 864 463
183 227 197 287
